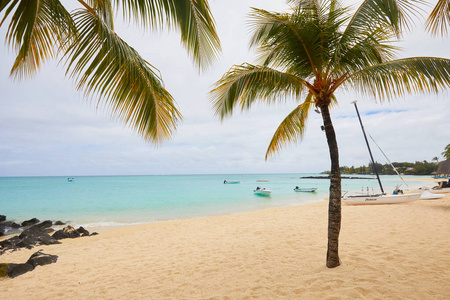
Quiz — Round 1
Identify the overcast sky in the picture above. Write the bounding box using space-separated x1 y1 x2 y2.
1 0 449 177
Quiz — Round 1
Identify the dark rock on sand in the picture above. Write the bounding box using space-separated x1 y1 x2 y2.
76 226 90 237
21 218 40 227
30 220 53 230
0 215 6 222
4 251 58 278
52 225 80 239
52 225 91 240
18 227 61 247
26 251 58 268
1 227 60 254
6 263 34 278
54 220 65 226
0 221 21 237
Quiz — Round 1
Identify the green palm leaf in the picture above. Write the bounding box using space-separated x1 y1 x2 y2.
210 64 308 120
349 57 450 100
342 0 424 37
88 0 114 29
1 0 74 79
64 8 181 143
425 0 450 36
118 0 221 69
265 94 313 160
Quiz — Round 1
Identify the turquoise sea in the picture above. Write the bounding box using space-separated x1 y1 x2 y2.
0 174 432 230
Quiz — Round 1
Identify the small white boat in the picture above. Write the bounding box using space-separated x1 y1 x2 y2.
418 185 450 194
67 178 74 182
254 187 271 196
342 192 421 205
420 191 445 200
294 187 317 192
223 180 240 184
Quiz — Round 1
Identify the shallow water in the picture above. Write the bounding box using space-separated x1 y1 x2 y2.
0 174 432 229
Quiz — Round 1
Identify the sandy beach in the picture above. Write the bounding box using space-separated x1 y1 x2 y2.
1 194 449 299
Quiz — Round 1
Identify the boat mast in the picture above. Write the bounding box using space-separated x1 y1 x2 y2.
351 101 385 194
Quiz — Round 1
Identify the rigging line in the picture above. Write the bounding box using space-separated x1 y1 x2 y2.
368 133 409 188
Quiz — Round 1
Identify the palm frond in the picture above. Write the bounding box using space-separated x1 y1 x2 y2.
342 0 424 41
87 0 114 29
349 57 450 100
331 27 398 78
1 0 74 79
118 0 221 69
249 7 321 77
425 0 450 37
64 8 181 143
209 64 308 120
265 94 313 160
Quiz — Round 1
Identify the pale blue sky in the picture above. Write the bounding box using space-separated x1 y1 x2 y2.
1 0 449 177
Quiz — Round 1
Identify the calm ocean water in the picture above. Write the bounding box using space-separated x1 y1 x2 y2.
0 174 431 229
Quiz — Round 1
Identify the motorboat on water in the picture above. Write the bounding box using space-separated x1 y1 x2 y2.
223 180 240 184
67 178 74 182
294 187 317 192
254 187 271 196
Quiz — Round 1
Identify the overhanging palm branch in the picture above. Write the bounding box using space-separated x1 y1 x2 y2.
1 0 75 79
425 0 450 36
1 0 221 143
265 94 313 159
118 0 221 69
349 57 450 100
65 8 181 143
210 64 308 119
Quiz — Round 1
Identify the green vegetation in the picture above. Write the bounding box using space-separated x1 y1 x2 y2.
0 263 8 277
337 161 439 175
209 0 450 268
442 144 450 159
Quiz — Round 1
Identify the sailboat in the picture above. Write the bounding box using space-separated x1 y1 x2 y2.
342 101 421 205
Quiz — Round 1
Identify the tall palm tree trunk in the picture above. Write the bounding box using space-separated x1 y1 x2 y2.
321 104 341 268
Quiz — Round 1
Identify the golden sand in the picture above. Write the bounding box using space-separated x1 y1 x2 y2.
1 194 449 299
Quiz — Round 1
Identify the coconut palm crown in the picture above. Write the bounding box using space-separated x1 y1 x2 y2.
210 0 450 268
0 0 221 143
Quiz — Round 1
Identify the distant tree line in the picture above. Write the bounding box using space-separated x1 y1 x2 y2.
334 161 439 175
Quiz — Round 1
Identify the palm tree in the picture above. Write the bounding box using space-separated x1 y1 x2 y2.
0 0 221 143
209 0 450 268
442 144 450 159
426 0 450 36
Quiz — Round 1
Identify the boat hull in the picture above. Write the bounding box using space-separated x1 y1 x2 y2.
342 193 421 205
224 181 240 184
254 190 271 196
429 187 450 194
420 191 445 200
294 188 317 192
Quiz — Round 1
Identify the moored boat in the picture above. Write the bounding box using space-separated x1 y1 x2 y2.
342 192 421 205
343 101 421 205
223 180 240 184
254 187 271 196
294 187 317 192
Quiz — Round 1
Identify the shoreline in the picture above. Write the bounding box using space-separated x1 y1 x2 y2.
1 195 449 299
0 175 438 237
